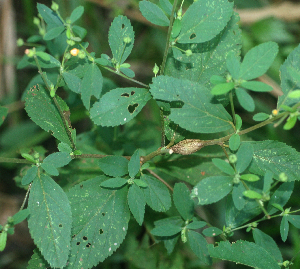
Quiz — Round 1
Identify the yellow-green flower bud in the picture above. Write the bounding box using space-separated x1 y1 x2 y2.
123 36 132 44
153 63 159 77
33 17 40 26
185 49 192 57
17 38 24 47
51 1 59 11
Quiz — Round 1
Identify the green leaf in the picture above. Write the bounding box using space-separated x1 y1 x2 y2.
187 230 211 265
173 183 194 220
208 240 280 269
0 106 8 126
202 227 223 237
278 45 300 108
28 174 72 268
253 228 283 263
236 142 254 173
90 88 151 127
253 112 270 121
58 142 72 154
280 215 289 242
177 0 233 44
232 182 247 210
159 0 172 16
128 184 146 225
44 25 65 40
248 140 300 181
22 166 38 185
24 85 72 146
235 88 255 112
210 75 226 85
98 156 129 177
11 209 30 225
37 3 63 29
120 67 135 78
191 176 233 205
287 215 300 229
62 72 81 93
73 26 87 39
186 221 207 230
211 82 235 95
150 76 233 133
141 174 171 212
263 171 273 193
151 224 182 237
128 149 140 178
41 152 72 176
235 114 242 130
27 249 49 269
139 0 169 27
134 179 148 188
100 177 128 188
69 6 84 23
267 182 294 215
171 19 182 39
0 231 7 251
288 89 300 99
239 41 279 80
272 203 284 212
67 176 130 268
81 63 103 110
108 15 134 64
212 158 235 175
241 81 273 92
35 51 51 61
283 115 297 130
226 51 240 79
229 133 240 151
243 190 262 200
240 174 260 182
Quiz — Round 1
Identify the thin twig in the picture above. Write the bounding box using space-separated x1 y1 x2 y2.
146 169 173 192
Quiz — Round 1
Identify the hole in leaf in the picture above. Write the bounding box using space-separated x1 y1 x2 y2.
99 229 104 234
83 236 88 241
121 23 125 29
190 33 196 40
80 184 83 189
72 235 76 239
102 212 105 216
121 93 130 97
131 91 135 96
128 103 139 114
59 224 63 228
76 242 80 245
86 243 91 248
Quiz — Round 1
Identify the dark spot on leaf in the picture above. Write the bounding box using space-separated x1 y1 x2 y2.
76 242 80 245
59 224 62 227
83 236 88 241
189 33 196 40
121 23 125 29
80 184 83 188
86 243 91 248
121 93 130 97
100 229 104 234
102 212 105 216
72 235 76 238
131 91 135 95
128 103 139 114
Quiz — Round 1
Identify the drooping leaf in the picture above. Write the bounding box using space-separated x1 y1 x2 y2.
98 156 129 177
128 184 146 225
208 240 280 269
239 41 279 80
248 140 300 181
90 88 151 127
226 50 240 79
28 174 72 268
141 174 171 212
280 215 289 242
11 209 30 225
128 149 140 178
108 15 134 64
187 230 211 265
150 76 233 133
67 176 130 268
253 229 283 263
177 0 233 44
69 6 84 24
191 176 233 205
139 0 170 27
41 152 72 176
287 215 300 229
232 182 247 210
278 44 300 108
235 88 255 112
21 166 38 185
80 63 103 110
24 85 72 146
173 183 194 220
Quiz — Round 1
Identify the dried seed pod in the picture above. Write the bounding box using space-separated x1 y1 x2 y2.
170 139 204 155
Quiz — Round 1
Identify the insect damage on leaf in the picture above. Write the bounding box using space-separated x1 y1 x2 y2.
170 139 204 155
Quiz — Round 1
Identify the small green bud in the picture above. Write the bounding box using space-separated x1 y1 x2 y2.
33 17 40 26
226 73 232 82
33 152 39 160
177 8 182 20
51 1 59 11
181 227 187 243
25 49 35 58
66 28 72 39
279 172 288 182
233 174 240 184
39 28 46 36
153 63 159 76
251 222 258 228
50 89 55 98
66 18 72 24
123 36 132 44
77 50 86 59
17 38 24 47
229 154 237 164
66 39 76 46
185 49 192 57
127 178 134 185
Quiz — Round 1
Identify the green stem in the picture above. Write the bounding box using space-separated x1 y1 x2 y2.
229 91 236 127
160 109 165 147
160 0 179 74
0 157 33 164
20 183 32 211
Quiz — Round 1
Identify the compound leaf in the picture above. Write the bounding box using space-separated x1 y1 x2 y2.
150 76 233 133
139 0 170 27
177 0 233 44
28 174 72 268
128 184 146 225
108 15 134 64
67 176 130 269
98 156 129 177
173 183 194 220
24 85 72 146
90 88 151 127
248 141 300 181
208 240 280 269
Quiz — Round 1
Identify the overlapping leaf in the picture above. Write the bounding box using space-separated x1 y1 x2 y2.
28 174 72 268
150 76 233 133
